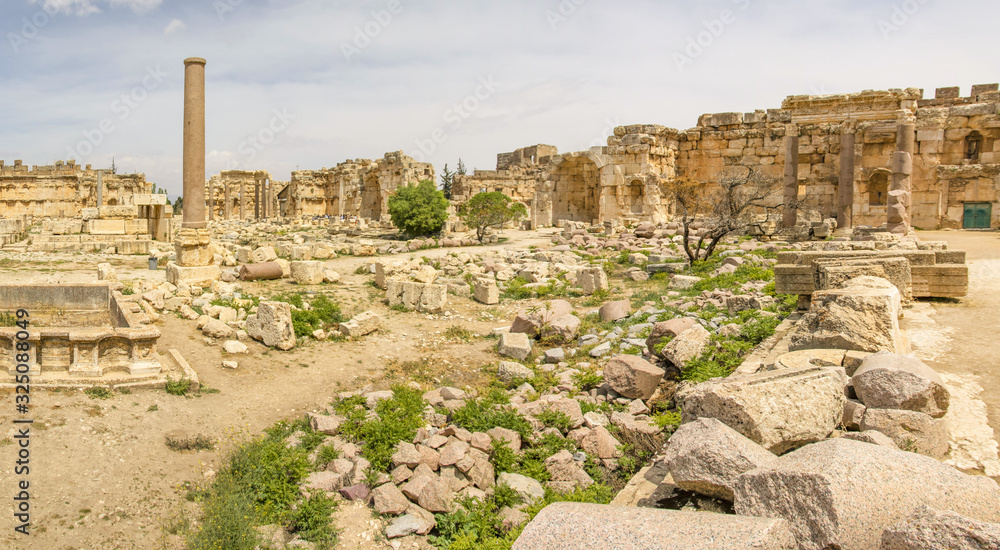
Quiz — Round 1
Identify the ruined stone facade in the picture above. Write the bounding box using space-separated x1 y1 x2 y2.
286 151 434 220
0 160 152 218
454 84 1000 230
205 170 284 221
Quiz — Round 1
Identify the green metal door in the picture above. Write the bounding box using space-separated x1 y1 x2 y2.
963 202 992 229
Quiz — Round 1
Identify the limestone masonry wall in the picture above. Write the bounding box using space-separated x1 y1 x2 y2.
453 84 1000 230
0 160 152 218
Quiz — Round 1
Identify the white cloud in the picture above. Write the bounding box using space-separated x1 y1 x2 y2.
163 18 185 36
29 0 161 15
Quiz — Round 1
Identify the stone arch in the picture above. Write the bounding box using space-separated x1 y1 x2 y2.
550 155 600 223
868 170 890 207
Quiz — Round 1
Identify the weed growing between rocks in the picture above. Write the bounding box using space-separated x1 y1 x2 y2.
83 387 113 400
334 385 426 472
451 389 533 438
188 420 338 550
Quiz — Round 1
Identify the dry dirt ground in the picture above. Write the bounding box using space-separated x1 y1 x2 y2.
0 229 997 549
0 230 551 550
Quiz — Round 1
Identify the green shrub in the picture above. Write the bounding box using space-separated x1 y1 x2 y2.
83 387 113 400
571 369 603 391
165 378 190 396
288 491 338 548
388 179 449 236
502 276 533 301
227 436 311 522
334 385 426 472
451 390 532 438
536 409 574 434
314 445 341 470
187 476 261 550
457 191 527 243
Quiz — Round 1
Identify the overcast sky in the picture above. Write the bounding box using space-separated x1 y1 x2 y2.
2 0 999 196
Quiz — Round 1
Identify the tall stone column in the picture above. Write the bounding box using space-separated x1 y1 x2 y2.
208 179 214 221
888 122 915 234
96 170 103 207
239 182 245 220
168 57 220 287
782 126 800 227
254 180 261 219
224 183 231 219
838 124 856 230
182 57 207 229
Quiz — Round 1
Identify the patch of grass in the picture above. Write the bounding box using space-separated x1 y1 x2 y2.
83 387 113 400
691 264 773 293
147 404 159 412
536 409 574 435
166 434 215 452
451 389 533 439
334 385 426 472
165 378 190 396
288 491 338 549
120 280 135 295
652 409 682 431
571 368 603 392
0 312 18 327
314 445 341 470
390 303 410 313
444 325 475 341
277 294 347 338
502 276 533 301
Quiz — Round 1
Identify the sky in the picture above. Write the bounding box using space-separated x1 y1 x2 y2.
2 0 999 197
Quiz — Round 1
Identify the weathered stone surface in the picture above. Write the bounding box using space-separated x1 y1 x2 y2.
544 449 593 490
385 512 434 539
488 427 522 453
664 418 777 501
733 438 1000 550
372 483 410 515
541 314 581 342
498 361 534 382
791 278 905 354
852 353 950 418
603 355 664 401
290 260 325 285
880 505 1000 550
842 399 866 431
580 425 619 459
498 332 532 361
246 301 296 350
416 476 454 513
498 472 545 503
391 441 423 469
338 310 382 338
473 277 500 305
662 324 711 370
598 300 632 322
860 408 949 458
202 318 235 339
222 340 248 354
578 267 609 294
680 366 847 454
841 430 899 449
307 413 344 435
512 502 798 550
646 317 698 359
670 275 702 290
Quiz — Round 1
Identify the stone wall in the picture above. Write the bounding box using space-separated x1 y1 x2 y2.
205 170 281 221
453 84 1000 230
0 160 152 218
287 151 434 220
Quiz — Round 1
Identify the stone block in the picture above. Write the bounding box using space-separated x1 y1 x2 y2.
512 503 797 550
338 311 382 338
603 355 664 401
87 220 126 235
860 408 949 458
498 332 532 361
473 277 500 305
246 301 296 350
664 418 777 501
880 505 1000 550
733 439 1000 550
577 267 609 294
680 366 847 454
791 277 905 354
165 263 222 287
662 324 711 371
852 353 949 418
290 261 325 285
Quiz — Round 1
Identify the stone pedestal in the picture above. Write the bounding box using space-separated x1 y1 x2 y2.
888 123 915 235
165 262 223 287
174 228 214 267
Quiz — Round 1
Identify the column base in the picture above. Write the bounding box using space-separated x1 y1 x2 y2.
165 262 221 287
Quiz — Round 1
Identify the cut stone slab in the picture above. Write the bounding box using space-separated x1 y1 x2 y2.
852 353 950 418
290 260 325 285
338 311 382 338
646 317 698 359
498 361 534 382
663 417 777 501
860 408 949 458
246 301 296 350
598 300 632 323
880 505 1000 550
603 355 665 401
679 366 848 454
499 332 533 361
790 278 906 354
512 502 798 550
662 324 711 371
733 438 1000 550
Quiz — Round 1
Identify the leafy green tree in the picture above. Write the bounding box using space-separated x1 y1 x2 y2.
456 158 467 176
440 163 454 199
174 196 183 211
458 191 527 242
387 179 449 236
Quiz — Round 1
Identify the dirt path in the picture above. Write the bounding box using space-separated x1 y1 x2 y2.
914 231 1000 475
0 231 555 550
